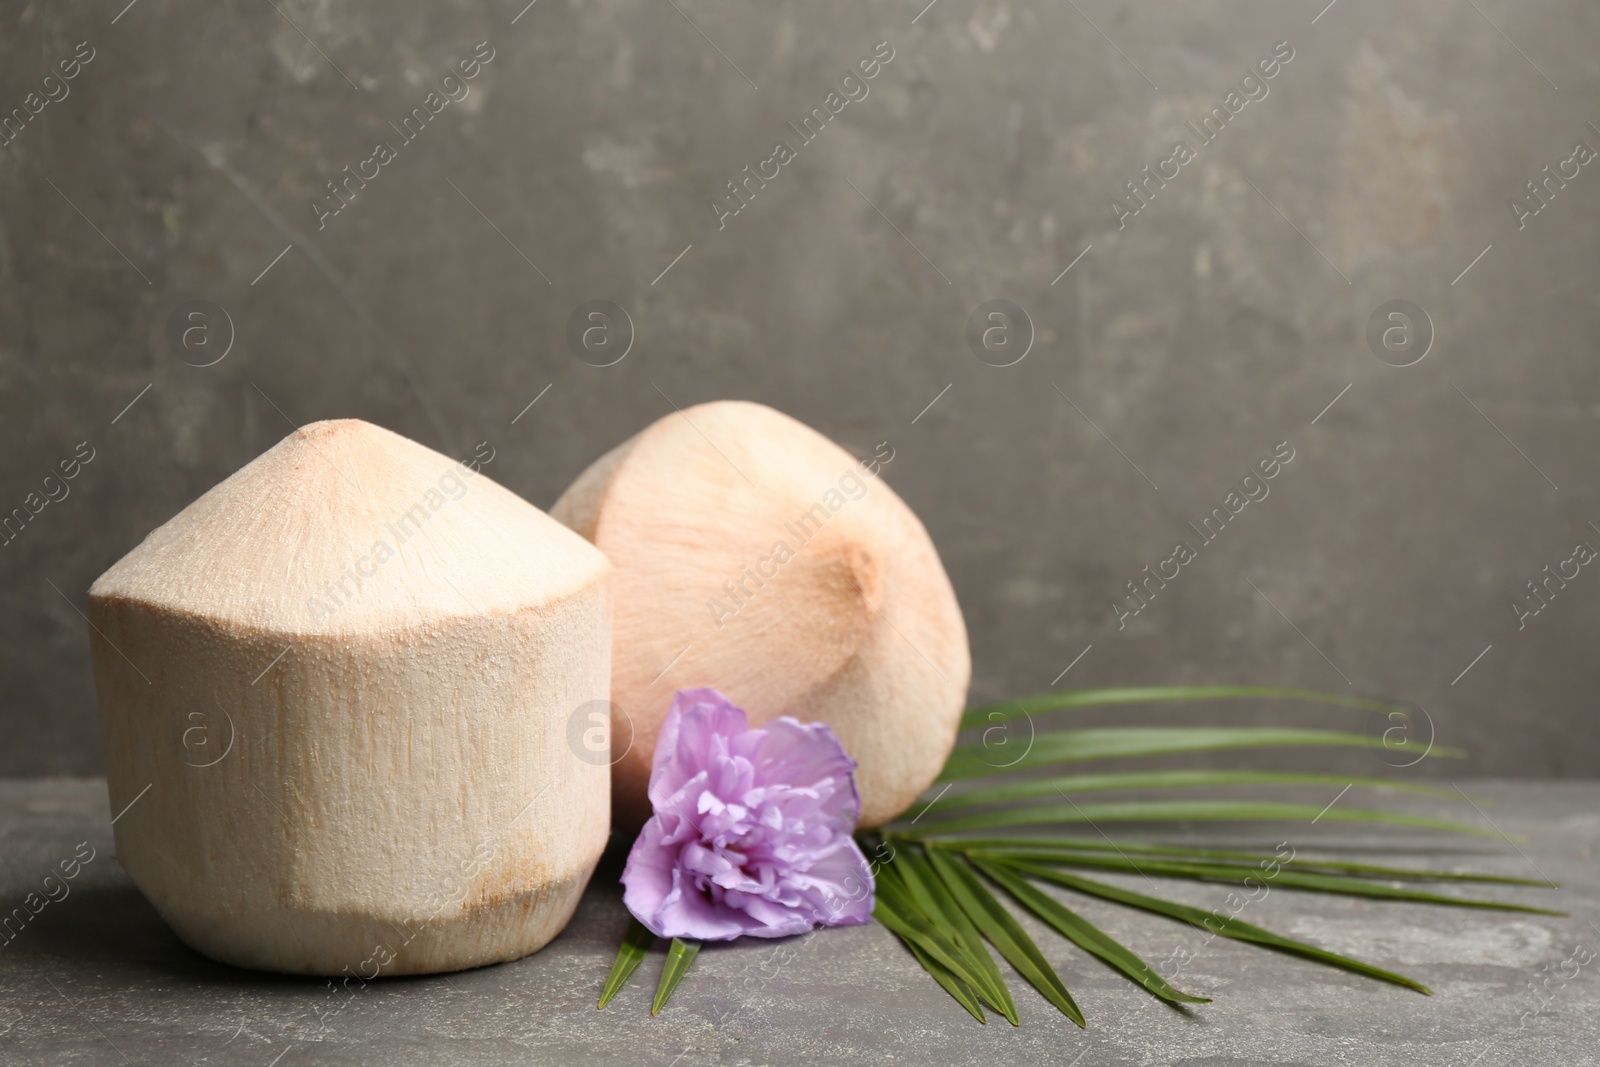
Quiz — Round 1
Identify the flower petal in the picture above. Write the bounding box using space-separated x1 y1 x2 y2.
795 836 876 927
758 716 861 825
620 688 876 943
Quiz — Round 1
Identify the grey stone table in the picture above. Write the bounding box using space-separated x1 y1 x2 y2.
2 779 1596 1067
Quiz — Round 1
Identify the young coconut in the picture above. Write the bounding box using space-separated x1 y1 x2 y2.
88 419 611 976
551 400 970 830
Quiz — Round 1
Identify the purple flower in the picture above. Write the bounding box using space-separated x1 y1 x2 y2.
620 688 875 941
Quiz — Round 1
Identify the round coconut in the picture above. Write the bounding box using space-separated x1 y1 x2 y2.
551 400 970 830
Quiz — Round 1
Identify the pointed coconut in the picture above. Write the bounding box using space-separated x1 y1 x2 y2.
551 400 970 830
88 419 611 976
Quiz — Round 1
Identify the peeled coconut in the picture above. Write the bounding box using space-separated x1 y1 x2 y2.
88 419 611 976
551 400 970 830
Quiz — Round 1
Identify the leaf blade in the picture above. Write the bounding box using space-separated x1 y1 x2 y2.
899 799 1496 838
1003 859 1432 994
961 686 1409 732
967 853 1210 1005
903 939 988 1024
651 938 702 1016
925 847 1085 1026
597 917 657 1009
922 771 1468 814
896 835 1555 886
872 865 1009 1001
972 849 1561 914
940 727 1457 781
890 844 1019 1023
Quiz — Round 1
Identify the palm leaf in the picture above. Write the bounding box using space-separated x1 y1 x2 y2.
968 853 1209 1006
889 845 1019 1023
915 836 1554 887
651 938 701 1016
939 727 1456 781
1004 859 1433 993
900 799 1494 838
960 685 1405 731
924 771 1465 812
968 848 1562 914
872 865 1009 1002
903 938 988 1023
924 847 1085 1026
597 918 656 1009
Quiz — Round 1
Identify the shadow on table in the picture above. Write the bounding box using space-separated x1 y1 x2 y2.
10 869 633 996
9 881 291 988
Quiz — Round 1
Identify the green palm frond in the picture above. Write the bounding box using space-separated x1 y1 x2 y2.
890 844 1019 1022
932 836 1554 886
960 685 1412 731
603 684 1561 1022
968 854 1209 1006
902 936 989 1023
898 798 1495 838
950 847 1561 914
651 938 702 1016
926 770 1466 811
938 726 1456 781
870 685 1560 1025
924 847 1085 1026
597 918 656 1009
873 864 1008 1007
1002 859 1434 993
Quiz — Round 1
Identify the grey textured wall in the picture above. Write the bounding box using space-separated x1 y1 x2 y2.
2 0 1597 778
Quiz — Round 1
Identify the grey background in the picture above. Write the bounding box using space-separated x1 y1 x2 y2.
2 0 1597 779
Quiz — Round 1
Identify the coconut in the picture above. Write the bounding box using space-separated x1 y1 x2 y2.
551 400 969 830
88 419 611 976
